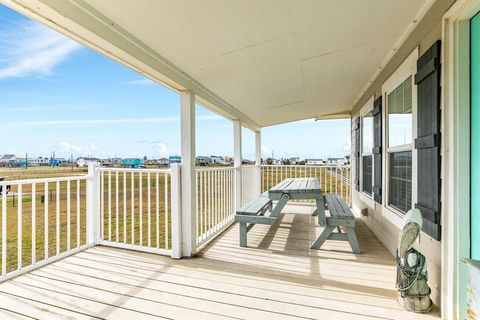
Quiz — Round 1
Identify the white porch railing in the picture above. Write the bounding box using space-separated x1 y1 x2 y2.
195 167 235 247
261 165 351 205
0 174 89 282
97 167 173 256
0 163 351 281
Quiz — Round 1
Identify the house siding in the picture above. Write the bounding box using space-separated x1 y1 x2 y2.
350 0 457 307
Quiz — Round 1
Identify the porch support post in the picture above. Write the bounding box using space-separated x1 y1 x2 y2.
233 120 242 209
180 91 196 257
86 162 100 246
255 130 262 194
255 130 261 165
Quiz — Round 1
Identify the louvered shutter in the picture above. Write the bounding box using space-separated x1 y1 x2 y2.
414 41 442 240
353 118 360 191
372 97 382 204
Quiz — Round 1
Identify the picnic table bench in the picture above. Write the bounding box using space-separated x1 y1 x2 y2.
235 178 360 253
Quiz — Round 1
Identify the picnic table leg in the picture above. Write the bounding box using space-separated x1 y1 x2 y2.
315 197 326 226
239 222 247 247
269 194 290 218
310 226 334 250
346 227 360 254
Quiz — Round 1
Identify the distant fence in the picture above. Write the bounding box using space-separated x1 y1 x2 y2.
261 165 351 205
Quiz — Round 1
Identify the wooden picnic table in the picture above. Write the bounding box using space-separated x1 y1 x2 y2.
268 177 326 226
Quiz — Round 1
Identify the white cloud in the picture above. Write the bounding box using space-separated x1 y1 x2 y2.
60 142 98 156
125 78 155 86
0 21 81 80
0 115 223 130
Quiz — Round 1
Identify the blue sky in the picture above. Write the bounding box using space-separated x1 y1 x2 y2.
0 4 350 161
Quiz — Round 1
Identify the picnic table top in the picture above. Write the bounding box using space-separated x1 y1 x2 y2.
268 177 321 195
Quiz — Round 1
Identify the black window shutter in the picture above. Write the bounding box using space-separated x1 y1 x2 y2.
353 118 360 191
372 96 382 204
414 40 442 240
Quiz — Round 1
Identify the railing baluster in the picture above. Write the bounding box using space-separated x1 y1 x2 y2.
2 188 6 276
131 171 135 244
165 173 169 249
44 182 48 259
116 172 119 242
108 171 112 241
56 181 60 255
156 172 159 248
76 179 80 247
32 183 36 264
147 172 151 247
139 173 143 245
67 180 71 251
101 171 104 240
17 184 22 269
123 172 127 243
199 171 203 240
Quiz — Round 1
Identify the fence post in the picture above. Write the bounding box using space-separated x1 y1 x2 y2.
87 162 100 246
170 163 182 259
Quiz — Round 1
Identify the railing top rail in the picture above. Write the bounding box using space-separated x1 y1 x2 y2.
0 174 88 185
195 166 235 172
97 167 171 174
261 164 350 169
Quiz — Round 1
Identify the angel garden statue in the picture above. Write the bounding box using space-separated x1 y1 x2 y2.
396 208 433 313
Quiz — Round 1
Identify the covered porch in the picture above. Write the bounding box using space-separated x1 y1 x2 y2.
0 0 463 318
0 205 439 320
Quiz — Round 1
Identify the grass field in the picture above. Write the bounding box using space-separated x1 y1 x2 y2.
0 165 350 274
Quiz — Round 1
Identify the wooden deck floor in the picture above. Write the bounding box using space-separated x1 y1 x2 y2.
0 206 440 320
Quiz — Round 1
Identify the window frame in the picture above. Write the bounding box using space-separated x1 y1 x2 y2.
359 96 375 207
381 49 419 229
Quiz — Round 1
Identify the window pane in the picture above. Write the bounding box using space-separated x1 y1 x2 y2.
389 151 412 213
362 111 373 153
362 155 372 195
388 76 412 147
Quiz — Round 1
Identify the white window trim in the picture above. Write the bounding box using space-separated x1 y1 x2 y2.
359 96 375 208
381 48 419 229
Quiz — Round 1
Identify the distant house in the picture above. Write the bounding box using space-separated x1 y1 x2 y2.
196 156 211 166
12 157 27 168
210 156 225 165
326 157 347 166
157 158 169 166
121 158 143 168
0 154 16 166
169 155 181 164
289 157 301 165
242 159 255 165
77 157 100 167
306 159 325 166
28 157 49 166
223 157 234 165
49 158 68 166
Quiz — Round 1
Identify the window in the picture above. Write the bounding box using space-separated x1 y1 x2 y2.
362 111 373 196
386 75 414 214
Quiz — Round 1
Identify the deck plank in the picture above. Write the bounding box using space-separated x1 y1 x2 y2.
0 207 440 320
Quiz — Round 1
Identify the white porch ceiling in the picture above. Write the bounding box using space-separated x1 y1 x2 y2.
7 0 432 128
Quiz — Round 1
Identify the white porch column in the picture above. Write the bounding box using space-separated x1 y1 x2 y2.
233 120 242 209
255 130 262 195
180 91 196 257
255 130 261 165
86 162 100 246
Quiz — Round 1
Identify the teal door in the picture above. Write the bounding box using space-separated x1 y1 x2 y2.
471 13 480 259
